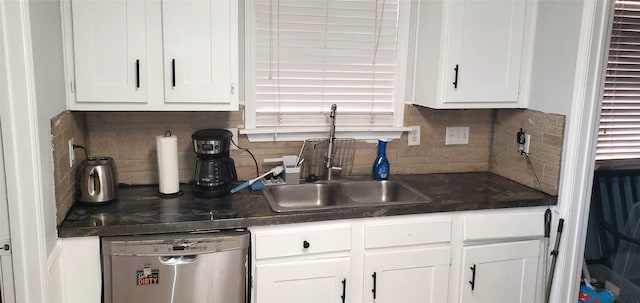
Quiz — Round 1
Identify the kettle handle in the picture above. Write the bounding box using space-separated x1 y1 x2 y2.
89 168 101 196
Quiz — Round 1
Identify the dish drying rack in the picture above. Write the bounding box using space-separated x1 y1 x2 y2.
300 138 355 180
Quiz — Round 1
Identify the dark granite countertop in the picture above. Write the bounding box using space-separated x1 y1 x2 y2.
58 172 556 237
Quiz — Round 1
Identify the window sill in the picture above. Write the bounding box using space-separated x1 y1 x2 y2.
240 127 411 142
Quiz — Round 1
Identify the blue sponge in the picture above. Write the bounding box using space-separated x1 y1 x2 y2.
251 180 265 191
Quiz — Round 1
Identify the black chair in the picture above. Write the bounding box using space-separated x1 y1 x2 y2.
588 164 640 270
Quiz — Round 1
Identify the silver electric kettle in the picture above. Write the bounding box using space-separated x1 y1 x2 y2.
76 157 117 204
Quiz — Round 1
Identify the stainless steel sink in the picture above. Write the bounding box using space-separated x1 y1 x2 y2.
263 179 431 212
340 180 427 204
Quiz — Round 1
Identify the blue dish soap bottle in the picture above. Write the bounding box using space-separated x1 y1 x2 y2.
372 140 390 180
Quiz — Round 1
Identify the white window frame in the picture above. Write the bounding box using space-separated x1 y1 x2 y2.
242 0 411 142
596 0 640 161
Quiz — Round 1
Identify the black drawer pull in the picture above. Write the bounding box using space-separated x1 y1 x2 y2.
469 264 476 291
303 240 310 249
453 64 459 88
372 272 377 299
171 59 176 87
135 59 140 88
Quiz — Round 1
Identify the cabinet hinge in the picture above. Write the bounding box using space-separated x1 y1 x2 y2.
0 239 10 256
231 84 236 95
70 81 76 93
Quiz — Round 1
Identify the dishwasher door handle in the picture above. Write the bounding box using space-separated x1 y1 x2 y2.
159 255 198 265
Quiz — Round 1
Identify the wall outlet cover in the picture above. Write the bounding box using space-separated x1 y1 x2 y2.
408 126 420 146
227 128 239 150
68 138 75 167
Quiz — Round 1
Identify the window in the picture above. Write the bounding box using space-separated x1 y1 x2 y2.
597 0 640 160
243 0 409 141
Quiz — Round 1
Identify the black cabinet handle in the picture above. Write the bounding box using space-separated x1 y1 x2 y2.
341 278 346 303
135 60 140 88
371 272 377 299
303 240 310 249
453 64 459 88
171 59 176 87
469 264 476 291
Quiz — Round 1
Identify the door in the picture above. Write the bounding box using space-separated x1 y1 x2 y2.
444 0 526 104
0 123 15 303
255 258 350 303
162 0 233 104
460 240 540 303
364 247 450 303
71 0 149 102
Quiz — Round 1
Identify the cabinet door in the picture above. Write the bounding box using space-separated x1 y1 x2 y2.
162 0 234 104
255 258 350 303
443 0 526 104
71 0 149 103
460 240 540 303
364 247 450 303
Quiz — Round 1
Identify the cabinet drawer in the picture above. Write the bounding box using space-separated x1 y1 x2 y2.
364 218 452 249
254 225 351 259
463 210 544 241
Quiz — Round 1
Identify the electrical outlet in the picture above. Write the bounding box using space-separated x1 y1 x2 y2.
408 126 420 146
68 138 75 167
517 132 531 155
445 126 469 145
523 134 531 154
227 128 239 150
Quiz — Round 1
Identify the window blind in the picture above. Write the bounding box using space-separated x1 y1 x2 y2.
250 0 400 128
597 0 640 160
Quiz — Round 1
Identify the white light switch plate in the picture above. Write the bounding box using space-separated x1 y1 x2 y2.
445 127 469 145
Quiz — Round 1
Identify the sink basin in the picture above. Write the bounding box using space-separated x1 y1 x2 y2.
340 180 428 204
263 179 431 212
263 183 351 212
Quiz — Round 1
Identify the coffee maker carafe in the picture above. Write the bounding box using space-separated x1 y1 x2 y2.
192 129 238 198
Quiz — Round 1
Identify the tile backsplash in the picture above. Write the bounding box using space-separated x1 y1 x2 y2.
490 109 565 195
51 105 565 224
83 105 495 185
51 111 87 225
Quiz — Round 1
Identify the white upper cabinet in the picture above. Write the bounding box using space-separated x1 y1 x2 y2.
162 0 234 104
70 0 149 103
63 0 238 111
412 0 536 109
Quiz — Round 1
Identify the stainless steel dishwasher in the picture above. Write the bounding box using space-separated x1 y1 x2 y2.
102 230 249 303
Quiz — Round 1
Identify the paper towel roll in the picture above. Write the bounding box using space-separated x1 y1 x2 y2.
156 134 180 194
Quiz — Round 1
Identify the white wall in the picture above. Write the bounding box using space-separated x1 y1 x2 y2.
527 0 584 116
28 0 67 254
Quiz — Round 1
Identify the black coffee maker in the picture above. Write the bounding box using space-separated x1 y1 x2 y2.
192 129 238 198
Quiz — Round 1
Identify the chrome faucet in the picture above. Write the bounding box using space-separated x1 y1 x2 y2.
326 104 338 180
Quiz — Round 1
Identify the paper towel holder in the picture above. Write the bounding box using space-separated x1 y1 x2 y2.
156 130 184 198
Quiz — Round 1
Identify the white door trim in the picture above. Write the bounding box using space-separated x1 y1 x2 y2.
0 0 50 302
0 126 16 303
552 0 613 302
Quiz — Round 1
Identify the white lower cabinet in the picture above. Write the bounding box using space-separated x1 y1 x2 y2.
459 240 540 303
256 258 350 303
251 209 545 303
363 247 450 303
250 216 453 303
